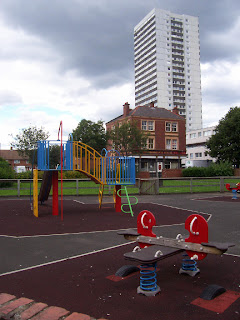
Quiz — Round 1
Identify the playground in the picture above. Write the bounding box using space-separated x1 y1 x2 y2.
0 192 240 320
0 129 239 319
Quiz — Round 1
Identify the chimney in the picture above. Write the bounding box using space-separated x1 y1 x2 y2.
123 102 130 117
172 106 179 115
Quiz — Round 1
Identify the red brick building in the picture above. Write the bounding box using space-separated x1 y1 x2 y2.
0 149 33 172
106 102 186 177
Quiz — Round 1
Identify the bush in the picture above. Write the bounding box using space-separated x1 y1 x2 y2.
61 171 86 179
182 162 234 177
182 166 207 177
206 161 233 177
15 170 87 180
15 171 33 179
0 157 15 187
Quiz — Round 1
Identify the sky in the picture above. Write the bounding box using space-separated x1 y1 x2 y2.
0 0 240 148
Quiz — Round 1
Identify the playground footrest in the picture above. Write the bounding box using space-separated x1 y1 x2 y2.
201 242 235 253
118 229 140 237
124 245 183 264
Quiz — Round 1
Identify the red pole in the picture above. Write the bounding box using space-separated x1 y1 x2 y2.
58 121 63 221
52 171 59 216
115 185 121 212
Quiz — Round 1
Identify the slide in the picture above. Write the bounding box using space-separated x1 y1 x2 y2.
39 171 53 203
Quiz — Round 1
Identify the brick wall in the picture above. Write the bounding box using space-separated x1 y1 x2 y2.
234 168 240 176
136 171 150 178
162 169 183 178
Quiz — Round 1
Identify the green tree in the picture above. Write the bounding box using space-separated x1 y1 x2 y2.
206 107 240 167
10 126 49 164
108 121 148 156
0 157 15 187
72 119 107 153
49 145 61 169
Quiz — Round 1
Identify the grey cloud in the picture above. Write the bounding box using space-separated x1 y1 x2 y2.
203 86 240 105
1 0 240 88
0 91 22 105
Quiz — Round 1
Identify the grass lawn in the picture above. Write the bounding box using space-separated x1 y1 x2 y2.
159 178 240 193
0 178 239 197
0 180 139 197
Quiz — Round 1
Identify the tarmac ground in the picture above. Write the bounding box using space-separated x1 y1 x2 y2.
0 192 240 319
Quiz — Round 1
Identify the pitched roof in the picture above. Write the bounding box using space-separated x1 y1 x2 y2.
106 106 184 124
0 150 28 160
130 106 184 120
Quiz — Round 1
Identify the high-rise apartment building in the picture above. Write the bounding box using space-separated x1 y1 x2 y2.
134 8 202 130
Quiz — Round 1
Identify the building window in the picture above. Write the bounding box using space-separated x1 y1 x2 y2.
165 161 171 169
204 130 211 136
166 122 178 132
166 122 171 132
198 132 202 137
14 160 20 164
166 138 178 150
172 123 177 132
148 121 154 131
142 120 154 131
190 153 193 159
142 120 147 130
166 139 171 149
148 138 154 149
190 133 196 139
172 139 177 149
195 153 202 158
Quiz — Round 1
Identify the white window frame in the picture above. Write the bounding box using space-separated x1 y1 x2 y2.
171 123 177 132
166 139 171 150
148 121 154 131
166 122 171 132
148 138 154 149
142 120 147 130
172 139 178 150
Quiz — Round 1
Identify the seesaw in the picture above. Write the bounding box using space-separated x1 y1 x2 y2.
226 183 240 199
118 210 234 296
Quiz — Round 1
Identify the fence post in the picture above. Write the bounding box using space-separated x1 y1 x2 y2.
136 178 140 194
76 179 79 195
190 178 193 193
17 179 21 197
155 178 159 195
220 177 224 193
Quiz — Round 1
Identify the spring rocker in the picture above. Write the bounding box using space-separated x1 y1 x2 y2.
33 122 137 219
225 183 240 199
118 210 234 296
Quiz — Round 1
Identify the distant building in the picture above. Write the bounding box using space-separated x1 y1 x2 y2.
0 149 34 171
106 102 186 177
134 8 202 131
182 126 216 167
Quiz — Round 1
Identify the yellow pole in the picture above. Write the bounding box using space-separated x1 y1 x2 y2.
33 169 38 217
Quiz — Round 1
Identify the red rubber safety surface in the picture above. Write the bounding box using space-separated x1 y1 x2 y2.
0 199 207 236
0 198 239 319
0 245 239 320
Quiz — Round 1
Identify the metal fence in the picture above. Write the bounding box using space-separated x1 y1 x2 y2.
0 176 240 197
